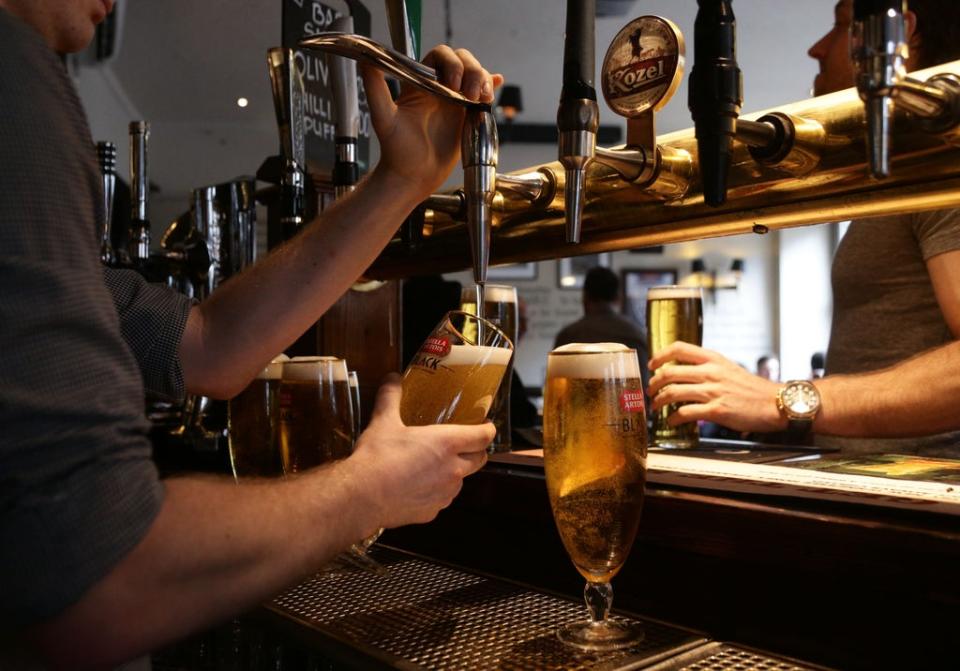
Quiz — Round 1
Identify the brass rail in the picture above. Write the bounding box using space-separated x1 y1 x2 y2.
365 60 960 280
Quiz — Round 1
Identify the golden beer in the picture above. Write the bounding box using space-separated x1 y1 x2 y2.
544 344 647 582
400 344 511 425
544 343 647 650
646 286 704 448
460 284 517 449
227 356 286 478
278 357 354 473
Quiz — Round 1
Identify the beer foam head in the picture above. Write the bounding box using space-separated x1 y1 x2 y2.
436 343 513 368
257 353 289 379
479 284 517 304
547 342 641 379
646 285 702 301
348 371 359 388
282 357 349 382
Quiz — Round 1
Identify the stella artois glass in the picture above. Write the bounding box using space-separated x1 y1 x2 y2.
400 311 513 433
459 284 518 451
544 343 647 651
227 354 288 479
646 285 704 448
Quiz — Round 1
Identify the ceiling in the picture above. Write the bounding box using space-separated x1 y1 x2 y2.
77 0 833 205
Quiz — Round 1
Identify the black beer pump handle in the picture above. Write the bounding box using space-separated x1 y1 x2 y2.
853 0 905 20
561 0 597 104
689 0 743 207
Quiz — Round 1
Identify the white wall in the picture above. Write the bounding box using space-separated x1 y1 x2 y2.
778 225 836 380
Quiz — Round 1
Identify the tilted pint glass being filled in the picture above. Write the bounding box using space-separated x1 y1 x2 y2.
460 284 518 450
646 285 703 448
544 343 647 651
278 356 354 474
400 311 513 430
227 354 287 479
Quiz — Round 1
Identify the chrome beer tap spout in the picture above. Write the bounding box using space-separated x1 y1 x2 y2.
298 30 497 290
852 0 907 178
852 1 960 178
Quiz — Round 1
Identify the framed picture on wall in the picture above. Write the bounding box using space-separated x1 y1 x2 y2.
487 262 538 281
557 253 612 290
622 268 678 331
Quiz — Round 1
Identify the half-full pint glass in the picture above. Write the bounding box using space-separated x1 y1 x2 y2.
278 356 354 474
400 311 513 431
646 286 703 448
460 284 518 450
227 354 287 478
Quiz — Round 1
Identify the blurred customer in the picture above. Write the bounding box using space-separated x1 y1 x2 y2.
810 352 826 379
648 0 960 457
554 266 650 392
756 355 781 382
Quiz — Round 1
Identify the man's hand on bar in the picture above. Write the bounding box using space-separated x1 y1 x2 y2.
648 342 787 433
348 374 494 528
362 44 503 202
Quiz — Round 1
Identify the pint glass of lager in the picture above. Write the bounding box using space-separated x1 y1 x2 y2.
460 284 518 451
227 354 287 479
544 343 647 650
646 285 704 448
278 356 354 474
400 311 513 430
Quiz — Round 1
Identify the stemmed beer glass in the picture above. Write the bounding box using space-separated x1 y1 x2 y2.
400 310 514 429
543 343 648 651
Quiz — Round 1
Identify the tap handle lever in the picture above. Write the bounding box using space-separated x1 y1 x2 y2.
330 16 361 199
689 0 742 206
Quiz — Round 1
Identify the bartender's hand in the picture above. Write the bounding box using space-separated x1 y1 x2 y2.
648 342 787 433
347 374 494 530
361 45 503 201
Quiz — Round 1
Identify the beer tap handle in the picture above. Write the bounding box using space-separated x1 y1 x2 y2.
128 121 151 263
851 0 906 179
330 15 361 199
96 141 117 266
266 47 306 234
689 0 742 206
557 0 598 244
384 0 418 60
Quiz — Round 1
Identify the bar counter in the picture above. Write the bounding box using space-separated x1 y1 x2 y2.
375 446 960 670
155 442 959 670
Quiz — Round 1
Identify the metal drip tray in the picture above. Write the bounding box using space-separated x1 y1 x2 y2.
270 546 707 670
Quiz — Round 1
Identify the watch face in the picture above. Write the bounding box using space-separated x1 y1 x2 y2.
783 382 819 415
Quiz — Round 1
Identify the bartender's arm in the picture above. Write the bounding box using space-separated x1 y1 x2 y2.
649 241 960 437
180 47 503 399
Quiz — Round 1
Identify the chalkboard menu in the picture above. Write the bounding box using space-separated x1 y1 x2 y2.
282 0 372 181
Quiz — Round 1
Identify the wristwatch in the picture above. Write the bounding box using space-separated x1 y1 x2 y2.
776 380 821 433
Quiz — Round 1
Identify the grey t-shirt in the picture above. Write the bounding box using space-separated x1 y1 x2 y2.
820 210 960 455
0 8 191 629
